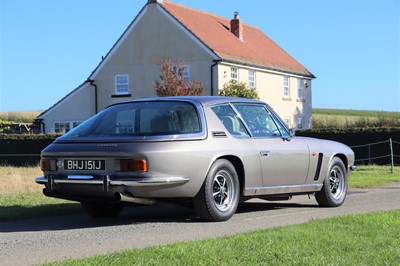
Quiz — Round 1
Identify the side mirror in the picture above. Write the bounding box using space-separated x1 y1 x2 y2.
282 128 295 142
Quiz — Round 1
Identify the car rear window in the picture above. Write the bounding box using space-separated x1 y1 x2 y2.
60 101 201 139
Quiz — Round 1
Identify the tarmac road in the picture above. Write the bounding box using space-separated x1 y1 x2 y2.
1 185 399 266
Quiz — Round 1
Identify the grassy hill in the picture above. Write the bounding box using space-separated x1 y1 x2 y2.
312 108 400 128
0 111 42 123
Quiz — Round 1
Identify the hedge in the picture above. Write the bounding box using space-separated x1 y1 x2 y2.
0 134 60 166
297 127 400 165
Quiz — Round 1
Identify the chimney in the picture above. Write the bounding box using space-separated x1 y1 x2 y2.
230 12 243 41
148 0 163 4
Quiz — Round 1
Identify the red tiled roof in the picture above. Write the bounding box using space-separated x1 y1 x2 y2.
161 1 314 78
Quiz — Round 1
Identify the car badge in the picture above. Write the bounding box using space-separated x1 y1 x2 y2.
57 160 64 169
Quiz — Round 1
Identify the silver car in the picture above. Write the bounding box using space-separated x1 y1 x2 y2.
36 96 355 222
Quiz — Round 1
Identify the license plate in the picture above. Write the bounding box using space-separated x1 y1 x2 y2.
64 159 105 171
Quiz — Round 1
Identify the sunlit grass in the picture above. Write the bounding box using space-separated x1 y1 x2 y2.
0 165 42 194
350 165 400 188
42 210 400 266
0 165 80 221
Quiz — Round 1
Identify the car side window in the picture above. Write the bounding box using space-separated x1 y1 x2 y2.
211 105 249 137
233 104 280 137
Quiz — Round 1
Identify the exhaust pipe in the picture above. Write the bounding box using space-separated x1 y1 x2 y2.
117 192 156 205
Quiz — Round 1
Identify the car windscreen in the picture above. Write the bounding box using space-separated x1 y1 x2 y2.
59 101 201 140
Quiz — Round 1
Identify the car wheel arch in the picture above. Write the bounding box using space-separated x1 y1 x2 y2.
216 155 245 193
331 153 348 175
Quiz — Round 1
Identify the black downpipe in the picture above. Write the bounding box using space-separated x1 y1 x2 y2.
210 60 221 96
87 79 98 113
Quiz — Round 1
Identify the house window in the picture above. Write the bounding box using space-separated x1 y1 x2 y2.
115 75 129 95
231 67 238 82
183 65 190 83
283 76 290 98
297 78 304 100
73 122 82 128
54 121 82 133
54 122 70 133
283 116 291 128
248 70 256 88
172 65 190 83
297 116 303 130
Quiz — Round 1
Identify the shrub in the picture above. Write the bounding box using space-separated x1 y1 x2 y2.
218 81 259 99
153 58 205 96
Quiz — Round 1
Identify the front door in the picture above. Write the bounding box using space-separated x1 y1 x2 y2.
232 104 310 187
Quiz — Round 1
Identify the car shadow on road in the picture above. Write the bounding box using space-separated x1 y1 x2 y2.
0 200 320 233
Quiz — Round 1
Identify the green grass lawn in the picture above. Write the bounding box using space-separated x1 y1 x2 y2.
0 191 80 221
42 210 400 266
349 165 400 188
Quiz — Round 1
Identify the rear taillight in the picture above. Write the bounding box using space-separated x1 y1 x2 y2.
40 159 57 171
119 159 148 172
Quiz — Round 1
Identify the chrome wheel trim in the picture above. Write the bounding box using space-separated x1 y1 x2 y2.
329 165 345 200
212 170 235 212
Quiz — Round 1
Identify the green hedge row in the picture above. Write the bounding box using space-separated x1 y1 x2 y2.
296 127 400 145
297 127 400 165
0 134 60 165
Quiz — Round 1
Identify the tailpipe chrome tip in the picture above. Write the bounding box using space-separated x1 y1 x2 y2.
117 192 156 205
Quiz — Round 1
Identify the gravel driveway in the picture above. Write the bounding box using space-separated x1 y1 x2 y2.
1 185 399 266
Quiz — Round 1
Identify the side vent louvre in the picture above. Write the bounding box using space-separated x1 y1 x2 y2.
314 153 324 181
212 131 227 138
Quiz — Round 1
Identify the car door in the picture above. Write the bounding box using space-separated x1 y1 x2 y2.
233 104 310 187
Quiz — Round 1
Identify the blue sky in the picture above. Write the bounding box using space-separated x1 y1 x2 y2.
1 0 399 112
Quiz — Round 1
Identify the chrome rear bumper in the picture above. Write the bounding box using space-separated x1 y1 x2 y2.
35 175 189 187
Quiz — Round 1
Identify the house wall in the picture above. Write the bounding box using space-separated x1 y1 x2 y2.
217 63 312 129
38 3 314 133
40 83 95 133
93 4 216 111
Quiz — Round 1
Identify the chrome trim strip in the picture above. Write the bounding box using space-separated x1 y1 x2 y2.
35 176 189 187
35 177 47 184
243 184 323 196
111 177 189 186
56 180 104 185
67 175 94 180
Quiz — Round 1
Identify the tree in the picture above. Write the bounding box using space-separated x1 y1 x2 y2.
153 58 204 96
218 80 259 99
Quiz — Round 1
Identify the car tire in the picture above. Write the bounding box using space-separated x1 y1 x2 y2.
193 159 240 222
315 157 347 207
81 202 124 218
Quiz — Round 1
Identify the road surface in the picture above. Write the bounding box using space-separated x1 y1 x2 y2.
1 185 399 266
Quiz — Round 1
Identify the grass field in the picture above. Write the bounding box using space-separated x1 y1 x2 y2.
313 108 400 117
0 111 42 123
312 108 400 128
0 165 80 221
42 210 400 266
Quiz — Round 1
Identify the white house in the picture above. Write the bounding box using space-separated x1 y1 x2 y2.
37 0 315 133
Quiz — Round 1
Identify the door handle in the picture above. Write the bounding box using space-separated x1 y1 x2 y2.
260 151 270 157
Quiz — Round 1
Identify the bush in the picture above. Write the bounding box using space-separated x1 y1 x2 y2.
218 81 259 99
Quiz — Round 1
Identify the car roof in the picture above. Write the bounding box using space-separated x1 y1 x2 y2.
109 96 265 108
